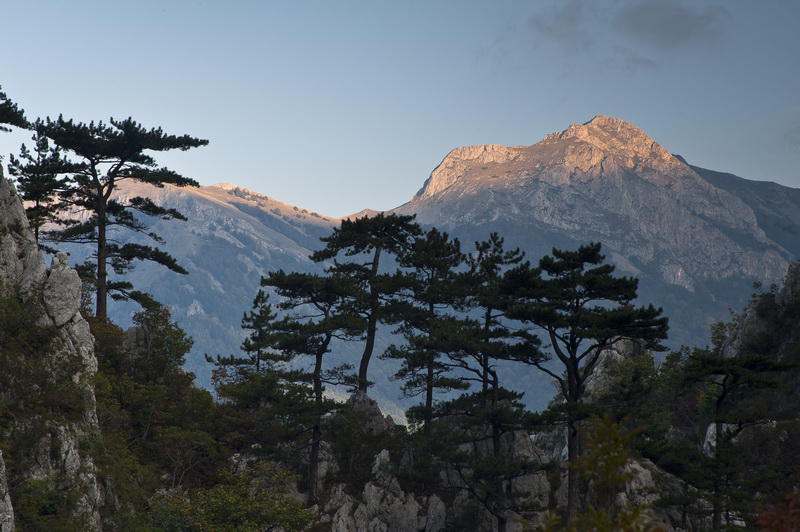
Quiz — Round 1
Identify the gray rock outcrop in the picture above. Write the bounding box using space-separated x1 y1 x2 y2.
0 170 102 529
0 451 13 532
325 450 446 532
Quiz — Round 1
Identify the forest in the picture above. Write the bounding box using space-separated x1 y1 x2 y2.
2 86 800 531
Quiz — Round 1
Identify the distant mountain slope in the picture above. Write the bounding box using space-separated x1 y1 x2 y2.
61 181 338 388
689 164 800 260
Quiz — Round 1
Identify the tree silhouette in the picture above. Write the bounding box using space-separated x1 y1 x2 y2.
36 115 207 318
310 213 420 391
505 242 668 523
0 86 28 132
8 131 70 245
383 227 470 434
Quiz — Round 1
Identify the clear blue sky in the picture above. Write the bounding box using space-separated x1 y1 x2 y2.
2 0 798 217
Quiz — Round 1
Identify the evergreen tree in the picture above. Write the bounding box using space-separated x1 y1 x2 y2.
383 227 470 434
259 270 360 503
683 347 793 529
238 288 289 373
310 213 421 391
504 242 668 523
0 86 28 132
462 233 529 398
434 389 543 532
214 271 359 504
8 131 70 245
35 115 208 318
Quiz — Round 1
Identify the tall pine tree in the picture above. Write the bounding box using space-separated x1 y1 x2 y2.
383 227 470 434
310 213 420 391
35 116 208 318
505 242 668 523
260 270 360 503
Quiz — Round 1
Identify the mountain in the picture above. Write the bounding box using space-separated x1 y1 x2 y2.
59 181 407 416
60 181 337 388
396 115 793 348
50 115 800 411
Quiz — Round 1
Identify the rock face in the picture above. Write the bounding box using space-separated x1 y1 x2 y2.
0 170 102 529
324 451 446 532
0 451 12 532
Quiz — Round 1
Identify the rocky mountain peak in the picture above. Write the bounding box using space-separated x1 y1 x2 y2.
414 143 524 199
542 114 673 164
414 115 687 201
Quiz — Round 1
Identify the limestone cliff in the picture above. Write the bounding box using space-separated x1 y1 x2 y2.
0 169 102 529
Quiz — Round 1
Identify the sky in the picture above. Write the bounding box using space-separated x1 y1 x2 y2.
1 0 799 218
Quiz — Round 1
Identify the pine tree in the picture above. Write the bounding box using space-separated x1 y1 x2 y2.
35 115 208 318
310 213 421 391
215 271 359 504
462 233 529 399
8 131 70 245
0 86 28 132
504 242 668 523
260 270 360 503
239 289 288 373
684 348 793 529
383 227 470 434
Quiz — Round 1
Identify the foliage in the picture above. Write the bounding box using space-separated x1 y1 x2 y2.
0 85 28 132
8 130 70 245
89 308 222 527
13 477 89 532
325 407 406 494
0 285 93 530
149 463 315 532
383 227 471 433
33 115 208 317
310 212 421 390
430 389 547 530
0 285 87 429
758 486 800 531
540 415 663 531
505 242 668 522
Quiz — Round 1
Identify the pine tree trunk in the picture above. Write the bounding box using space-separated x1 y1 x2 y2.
358 246 382 391
424 353 434 436
497 515 507 532
566 418 579 523
358 314 377 391
424 302 435 435
307 352 325 505
96 204 108 319
712 421 723 530
309 422 321 505
564 352 583 524
480 307 492 407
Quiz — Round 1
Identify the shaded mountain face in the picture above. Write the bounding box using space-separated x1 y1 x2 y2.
60 182 338 388
396 115 793 349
